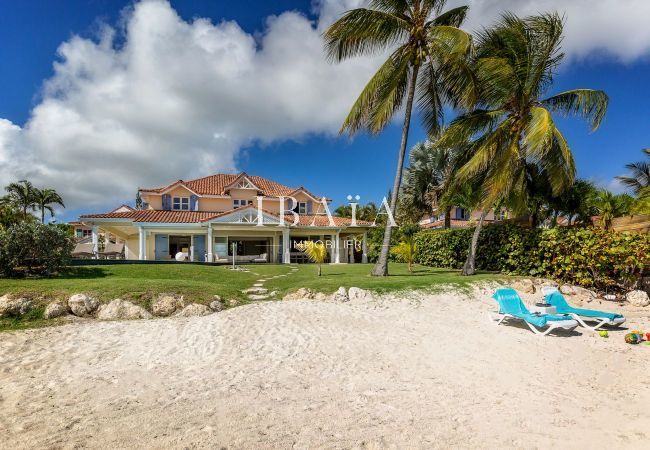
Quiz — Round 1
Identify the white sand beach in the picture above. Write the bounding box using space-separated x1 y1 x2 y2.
1 289 649 449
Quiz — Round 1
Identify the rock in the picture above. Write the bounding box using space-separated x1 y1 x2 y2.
242 287 268 294
513 279 535 294
626 290 650 307
573 286 598 303
0 295 33 318
152 294 184 317
283 288 314 300
227 298 239 307
97 299 152 321
332 287 349 302
560 284 577 295
348 287 374 300
68 294 99 317
43 302 68 319
175 303 212 317
313 292 328 301
209 300 224 312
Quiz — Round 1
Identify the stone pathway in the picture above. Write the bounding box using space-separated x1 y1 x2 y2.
241 266 299 301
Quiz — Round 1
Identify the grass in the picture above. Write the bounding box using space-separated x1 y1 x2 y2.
0 262 508 332
255 263 507 296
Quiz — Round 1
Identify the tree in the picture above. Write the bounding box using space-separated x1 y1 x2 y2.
301 241 328 276
548 179 598 226
400 141 457 225
591 190 634 230
324 0 474 277
135 191 144 210
5 180 37 218
616 148 649 195
438 13 608 275
33 188 65 224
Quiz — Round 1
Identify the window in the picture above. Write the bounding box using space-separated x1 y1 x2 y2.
233 199 253 209
456 208 470 220
76 229 92 238
173 197 190 211
497 210 507 221
298 202 307 214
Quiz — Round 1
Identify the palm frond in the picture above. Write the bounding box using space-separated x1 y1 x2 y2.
429 5 469 28
323 8 409 62
340 48 410 134
542 89 609 131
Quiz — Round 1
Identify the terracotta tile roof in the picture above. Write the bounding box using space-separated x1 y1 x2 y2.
80 207 373 228
139 172 312 198
80 210 220 223
421 218 496 229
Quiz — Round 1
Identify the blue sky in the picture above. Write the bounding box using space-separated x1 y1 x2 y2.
0 0 648 222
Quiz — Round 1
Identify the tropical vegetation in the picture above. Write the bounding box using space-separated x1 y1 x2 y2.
415 224 649 291
325 0 474 277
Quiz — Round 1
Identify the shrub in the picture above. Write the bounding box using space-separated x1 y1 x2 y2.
0 222 75 277
415 224 650 290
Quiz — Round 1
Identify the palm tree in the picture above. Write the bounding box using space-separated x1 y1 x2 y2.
548 179 598 226
591 190 634 230
33 188 65 223
616 148 649 195
5 180 37 218
301 241 328 276
324 0 474 276
400 141 456 225
437 13 608 275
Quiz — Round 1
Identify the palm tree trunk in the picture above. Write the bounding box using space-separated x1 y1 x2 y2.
444 206 451 228
371 66 419 277
318 263 322 276
41 207 45 224
462 210 487 276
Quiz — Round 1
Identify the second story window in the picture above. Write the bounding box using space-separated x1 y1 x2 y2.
173 197 190 211
298 202 307 214
233 199 253 209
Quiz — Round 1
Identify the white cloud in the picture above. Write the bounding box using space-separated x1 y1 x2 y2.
1 0 650 216
0 0 379 212
450 0 650 62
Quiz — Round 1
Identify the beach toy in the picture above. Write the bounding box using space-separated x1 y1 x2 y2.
646 332 650 341
599 330 608 338
625 333 640 344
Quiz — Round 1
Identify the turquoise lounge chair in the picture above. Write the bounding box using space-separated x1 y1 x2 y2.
489 288 578 336
545 290 625 331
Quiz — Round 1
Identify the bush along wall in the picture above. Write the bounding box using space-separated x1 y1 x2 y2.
414 224 650 290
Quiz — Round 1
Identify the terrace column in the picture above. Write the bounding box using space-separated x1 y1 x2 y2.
207 225 213 263
334 230 341 264
138 227 145 261
282 228 290 264
91 225 99 259
362 231 368 263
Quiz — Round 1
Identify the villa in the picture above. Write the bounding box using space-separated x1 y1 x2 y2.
79 173 373 264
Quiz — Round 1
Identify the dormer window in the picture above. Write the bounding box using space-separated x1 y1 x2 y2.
233 199 253 209
298 202 307 215
173 197 190 211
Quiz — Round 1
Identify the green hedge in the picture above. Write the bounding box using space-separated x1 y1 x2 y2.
414 224 650 289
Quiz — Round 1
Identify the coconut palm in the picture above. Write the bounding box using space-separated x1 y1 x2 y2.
324 0 475 276
616 148 649 196
33 188 65 223
591 190 634 230
390 223 420 272
437 13 608 275
5 180 37 218
400 141 457 225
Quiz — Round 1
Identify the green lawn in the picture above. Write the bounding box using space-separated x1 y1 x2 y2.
0 263 507 332
255 263 507 296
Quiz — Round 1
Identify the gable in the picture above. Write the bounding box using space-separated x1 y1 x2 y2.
205 207 280 225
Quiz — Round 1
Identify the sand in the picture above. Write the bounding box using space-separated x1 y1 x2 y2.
1 288 649 449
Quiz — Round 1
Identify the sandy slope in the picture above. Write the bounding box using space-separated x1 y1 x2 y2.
1 289 649 449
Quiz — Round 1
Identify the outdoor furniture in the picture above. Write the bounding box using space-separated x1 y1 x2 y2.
175 252 189 262
71 242 96 258
489 288 578 336
544 291 626 331
99 242 124 259
252 253 268 263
